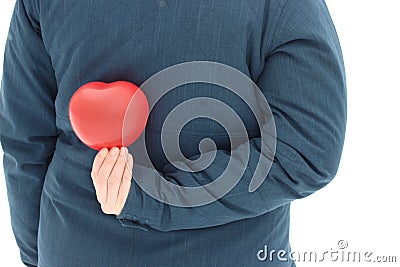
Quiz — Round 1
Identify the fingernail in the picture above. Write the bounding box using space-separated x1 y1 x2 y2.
100 148 108 155
121 147 128 157
111 147 119 155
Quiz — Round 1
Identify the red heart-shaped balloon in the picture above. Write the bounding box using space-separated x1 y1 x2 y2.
68 81 149 151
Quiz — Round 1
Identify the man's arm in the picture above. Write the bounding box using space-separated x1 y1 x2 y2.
0 0 59 265
116 0 347 232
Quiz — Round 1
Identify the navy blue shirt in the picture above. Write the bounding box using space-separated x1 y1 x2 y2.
0 0 346 266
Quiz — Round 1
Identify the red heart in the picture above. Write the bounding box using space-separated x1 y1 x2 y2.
68 81 149 151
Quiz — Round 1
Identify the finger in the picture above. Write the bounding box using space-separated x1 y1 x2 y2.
97 147 120 182
94 147 120 204
91 147 108 205
91 147 108 178
106 147 129 208
116 153 134 214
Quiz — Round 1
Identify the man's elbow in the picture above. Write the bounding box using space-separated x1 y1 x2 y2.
306 139 344 195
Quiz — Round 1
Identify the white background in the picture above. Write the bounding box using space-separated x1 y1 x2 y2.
0 0 399 266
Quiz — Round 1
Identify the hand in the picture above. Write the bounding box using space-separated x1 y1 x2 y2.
91 146 134 216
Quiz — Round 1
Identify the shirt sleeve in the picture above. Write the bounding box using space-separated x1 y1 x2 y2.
0 0 59 265
116 0 347 232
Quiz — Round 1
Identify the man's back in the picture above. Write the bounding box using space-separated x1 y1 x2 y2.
0 1 346 266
